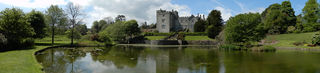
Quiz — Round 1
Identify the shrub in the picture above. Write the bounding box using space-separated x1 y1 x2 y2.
143 32 207 36
0 33 7 49
287 26 296 33
312 33 320 45
20 38 35 48
0 33 7 45
90 34 100 41
224 13 265 44
177 32 185 40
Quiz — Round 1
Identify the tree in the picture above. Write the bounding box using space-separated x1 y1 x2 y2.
99 20 108 30
260 1 297 34
115 15 126 22
295 14 304 33
91 21 100 34
224 13 265 44
194 19 207 32
65 29 81 40
0 8 35 48
261 4 283 34
281 1 297 32
65 3 84 45
26 10 47 38
207 10 223 38
99 20 141 43
46 5 65 45
76 24 88 35
302 0 319 32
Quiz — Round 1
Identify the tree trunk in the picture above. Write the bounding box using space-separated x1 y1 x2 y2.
71 24 74 45
52 24 54 46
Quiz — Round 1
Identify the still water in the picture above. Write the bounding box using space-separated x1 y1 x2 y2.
36 45 320 73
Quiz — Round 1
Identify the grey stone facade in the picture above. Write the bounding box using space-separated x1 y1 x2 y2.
156 9 201 33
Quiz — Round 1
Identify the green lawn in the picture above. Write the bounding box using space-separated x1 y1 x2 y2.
185 36 214 40
264 32 320 48
145 36 166 40
145 36 214 41
0 46 48 73
0 35 79 73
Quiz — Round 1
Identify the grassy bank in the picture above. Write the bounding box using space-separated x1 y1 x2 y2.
0 35 97 73
264 32 320 49
145 36 214 41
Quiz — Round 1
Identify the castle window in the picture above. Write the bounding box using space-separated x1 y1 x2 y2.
162 24 166 29
163 15 165 17
162 19 165 22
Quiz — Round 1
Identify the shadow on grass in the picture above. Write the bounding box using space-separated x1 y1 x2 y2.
0 42 70 52
0 46 36 52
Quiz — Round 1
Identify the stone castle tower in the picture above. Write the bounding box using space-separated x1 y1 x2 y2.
156 9 201 33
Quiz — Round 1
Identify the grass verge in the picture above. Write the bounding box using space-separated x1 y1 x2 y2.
264 32 320 49
0 35 102 73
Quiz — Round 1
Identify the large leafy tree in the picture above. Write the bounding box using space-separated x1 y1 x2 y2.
281 1 297 32
302 0 319 32
99 20 140 43
26 10 47 38
194 19 207 32
91 20 110 34
206 10 223 39
224 13 264 44
76 24 88 35
260 1 296 34
0 8 35 47
46 5 66 45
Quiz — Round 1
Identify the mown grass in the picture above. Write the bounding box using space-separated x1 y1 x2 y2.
264 32 320 49
0 46 48 73
145 36 214 41
185 36 214 40
145 36 166 40
0 35 89 73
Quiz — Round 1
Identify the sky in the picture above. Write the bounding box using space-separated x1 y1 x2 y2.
0 0 318 28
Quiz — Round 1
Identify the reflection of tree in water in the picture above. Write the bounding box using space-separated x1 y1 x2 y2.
63 48 86 73
36 48 69 73
90 46 145 69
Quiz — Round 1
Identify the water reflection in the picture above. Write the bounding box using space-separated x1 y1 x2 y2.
36 46 320 73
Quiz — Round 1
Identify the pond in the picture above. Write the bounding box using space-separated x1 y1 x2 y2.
36 45 320 73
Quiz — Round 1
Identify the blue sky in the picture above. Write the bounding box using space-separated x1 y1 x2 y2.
0 0 318 27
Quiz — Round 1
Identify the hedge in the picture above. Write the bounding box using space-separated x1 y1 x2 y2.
143 32 207 36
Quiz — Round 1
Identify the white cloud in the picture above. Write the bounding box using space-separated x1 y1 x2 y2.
84 0 191 27
214 6 232 21
0 0 67 8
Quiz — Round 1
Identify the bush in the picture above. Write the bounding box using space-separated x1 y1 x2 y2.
207 25 222 39
99 35 113 46
20 38 35 48
143 32 207 36
224 13 265 44
90 34 100 41
312 33 320 45
287 26 296 33
177 33 185 40
0 33 7 45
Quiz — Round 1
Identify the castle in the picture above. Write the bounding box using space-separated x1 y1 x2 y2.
156 9 203 33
